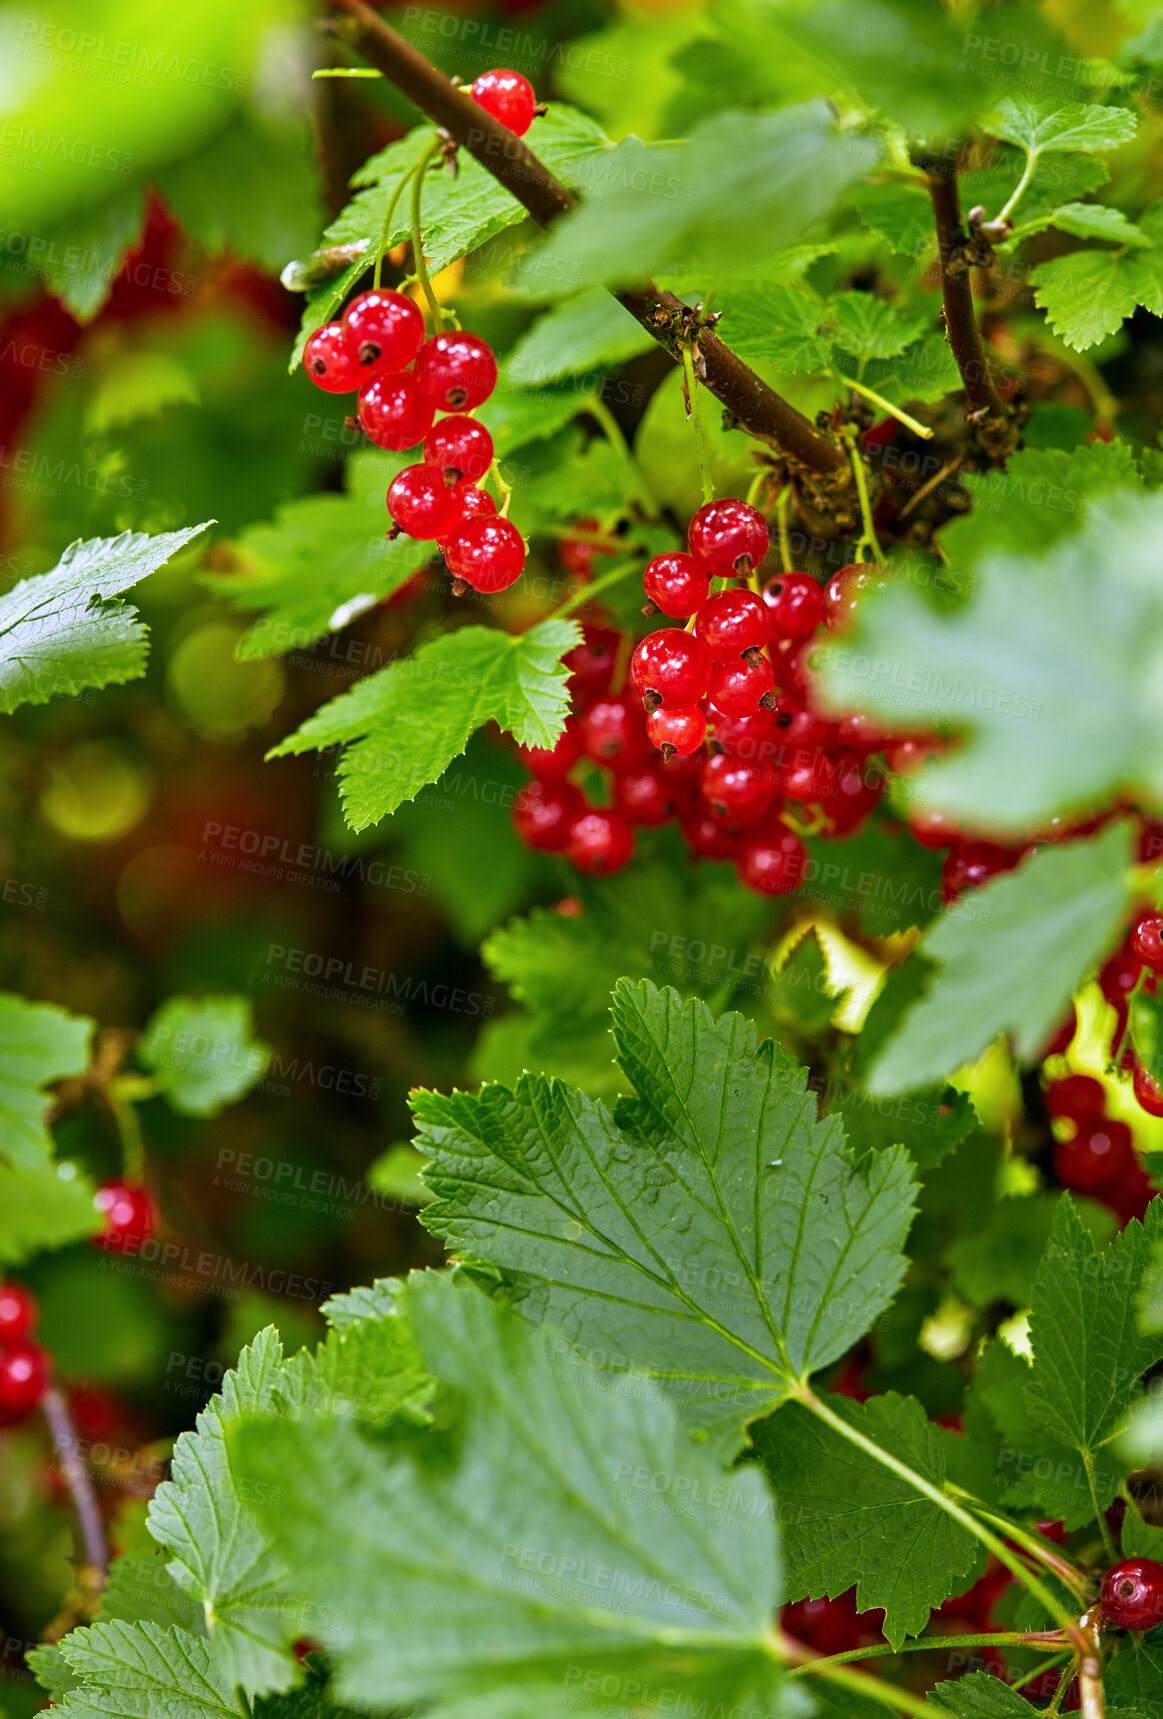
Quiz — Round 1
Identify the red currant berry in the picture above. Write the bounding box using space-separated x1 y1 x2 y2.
824 563 882 633
518 717 583 781
613 764 683 827
565 626 620 702
415 331 498 412
93 1180 155 1254
695 589 771 660
559 518 614 580
1135 1060 1163 1118
688 499 769 576
780 748 836 806
941 841 1023 904
303 322 363 393
0 1340 49 1425
1101 1559 1163 1630
447 484 497 534
1140 818 1163 865
707 705 777 760
1052 1118 1135 1194
388 464 462 539
0 1283 37 1346
580 695 651 770
470 68 538 137
682 812 742 860
781 1591 866 1657
341 289 425 372
1101 949 1143 1006
358 372 434 451
762 572 825 642
512 780 583 852
1045 1074 1106 1124
444 516 525 592
1038 1006 1078 1060
887 734 945 775
769 699 832 755
643 552 710 619
646 703 706 759
423 414 494 484
907 805 961 850
701 752 777 824
567 808 635 875
630 630 708 709
820 751 883 836
1131 910 1163 973
707 653 775 718
737 826 807 896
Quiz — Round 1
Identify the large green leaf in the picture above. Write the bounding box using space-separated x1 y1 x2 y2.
137 995 270 1117
415 980 917 1450
989 96 1139 158
0 993 93 1168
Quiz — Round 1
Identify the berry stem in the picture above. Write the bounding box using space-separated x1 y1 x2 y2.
995 147 1038 227
775 1633 931 1718
680 343 714 506
832 371 934 440
585 393 658 520
796 1383 1082 1635
486 457 513 518
372 160 420 291
775 485 793 573
784 1628 1071 1678
944 1489 1089 1596
42 1386 108 1579
845 431 885 567
107 1086 146 1182
409 137 446 331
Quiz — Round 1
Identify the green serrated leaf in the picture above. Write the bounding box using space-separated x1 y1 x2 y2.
847 180 934 257
967 1340 1104 1529
1035 202 1149 246
714 283 832 373
269 619 580 833
0 524 212 714
0 993 92 1168
940 441 1140 567
926 1669 1036 1714
55 1622 261 1719
100 1503 205 1635
415 980 918 1449
863 825 1135 1095
0 1162 101 1263
989 96 1139 157
505 288 654 385
137 995 270 1118
825 292 929 362
39 185 145 323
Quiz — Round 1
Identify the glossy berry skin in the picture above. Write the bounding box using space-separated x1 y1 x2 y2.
682 812 741 861
1045 1074 1106 1125
565 626 620 701
567 809 635 875
824 563 881 633
695 590 771 660
415 331 498 412
762 572 825 642
1135 1060 1163 1118
444 516 525 592
707 653 775 718
630 630 708 708
0 1340 49 1425
1053 1118 1135 1194
613 764 683 827
0 1283 37 1345
93 1180 154 1254
647 703 706 759
341 289 425 372
303 322 364 393
1101 949 1143 1006
707 706 777 761
470 68 538 137
642 551 709 619
941 841 1022 904
388 464 462 539
688 499 769 576
423 415 494 484
580 695 651 770
737 827 807 897
1132 910 1163 973
1101 1559 1163 1630
512 781 582 852
701 753 777 824
519 717 583 781
448 485 497 535
358 372 433 451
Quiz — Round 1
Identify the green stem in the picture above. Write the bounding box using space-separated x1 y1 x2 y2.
681 344 714 506
409 137 445 329
107 1091 145 1182
373 161 420 290
945 1489 1089 1596
787 1653 931 1719
776 485 793 573
845 433 885 566
585 393 658 520
832 370 935 440
787 1629 1070 1677
997 148 1038 226
1012 1652 1071 1694
797 1385 1081 1635
487 457 513 518
551 557 639 620
1083 1450 1118 1562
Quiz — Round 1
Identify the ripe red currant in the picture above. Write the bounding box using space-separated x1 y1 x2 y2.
1052 1118 1135 1194
646 703 706 759
1131 910 1163 973
781 1592 866 1657
707 705 777 760
1045 1075 1106 1125
415 331 498 412
444 516 525 592
512 781 583 852
1101 1559 1163 1630
1100 949 1143 1006
688 499 769 576
761 571 826 642
470 68 538 137
448 485 497 534
518 717 583 781
93 1180 155 1254
707 653 775 718
941 841 1023 904
737 826 807 896
700 753 777 824
824 563 882 633
630 630 708 709
423 415 494 484
695 590 771 660
580 695 651 770
613 764 684 827
0 1283 37 1346
565 626 620 703
682 812 742 860
341 289 425 372
388 464 463 539
567 808 635 875
303 322 364 393
358 372 434 451
0 1340 49 1425
1134 1060 1163 1118
642 552 710 619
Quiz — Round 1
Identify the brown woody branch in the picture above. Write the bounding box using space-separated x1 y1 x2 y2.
321 0 848 479
918 155 1019 461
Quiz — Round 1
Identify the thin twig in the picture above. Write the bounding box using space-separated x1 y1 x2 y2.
42 1387 107 1579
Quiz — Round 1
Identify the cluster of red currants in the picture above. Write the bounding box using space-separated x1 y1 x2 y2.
514 499 888 888
0 1281 49 1427
305 292 525 595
